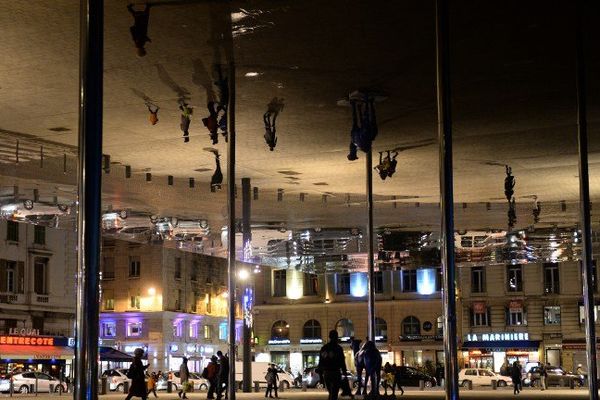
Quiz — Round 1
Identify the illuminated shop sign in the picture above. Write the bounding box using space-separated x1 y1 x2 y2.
339 336 351 343
466 332 529 342
8 328 40 336
267 339 291 345
300 338 323 344
417 268 436 295
0 336 54 346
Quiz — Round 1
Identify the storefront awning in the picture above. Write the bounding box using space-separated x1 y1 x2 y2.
462 340 540 350
99 346 133 362
0 345 73 360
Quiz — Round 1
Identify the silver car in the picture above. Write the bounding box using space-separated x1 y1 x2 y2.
0 372 67 393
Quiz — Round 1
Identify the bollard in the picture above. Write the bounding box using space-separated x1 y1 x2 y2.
30 383 35 394
419 380 425 391
167 381 172 393
492 379 497 390
279 381 285 392
50 384 55 394
302 381 307 392
253 381 260 392
123 381 130 393
58 383 63 396
9 380 13 397
570 379 575 389
467 380 473 390
35 377 38 396
100 377 108 395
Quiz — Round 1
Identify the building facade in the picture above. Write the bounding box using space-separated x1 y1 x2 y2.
99 238 243 372
252 266 444 374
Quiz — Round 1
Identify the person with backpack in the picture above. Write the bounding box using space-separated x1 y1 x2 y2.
203 355 219 399
125 348 148 400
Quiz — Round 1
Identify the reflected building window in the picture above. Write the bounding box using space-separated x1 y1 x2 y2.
271 320 290 339
543 263 560 294
175 257 182 280
402 270 417 292
336 273 350 295
544 306 561 325
33 225 45 245
374 271 383 294
506 265 522 292
101 322 116 337
335 318 354 339
6 221 18 242
375 317 387 341
103 289 114 310
130 290 140 309
129 256 141 278
402 316 420 335
103 257 115 280
303 273 318 296
273 270 287 297
471 267 485 293
127 322 142 337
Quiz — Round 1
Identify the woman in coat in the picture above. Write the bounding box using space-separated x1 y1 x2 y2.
125 348 148 400
511 361 522 395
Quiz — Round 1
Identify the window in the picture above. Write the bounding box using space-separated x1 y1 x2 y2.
191 291 199 313
544 306 561 325
436 267 443 292
465 369 477 376
130 291 140 309
175 289 183 310
375 317 387 341
33 225 45 245
6 221 18 241
402 270 417 292
127 322 142 337
32 316 44 333
436 315 444 335
175 257 182 280
402 316 421 335
103 289 114 310
189 323 198 338
129 256 140 278
219 322 227 340
579 305 600 324
203 325 212 339
101 322 116 337
374 271 383 293
303 273 318 296
471 267 485 293
303 319 321 339
471 306 490 327
507 308 526 326
5 261 15 293
335 318 354 338
173 321 183 338
190 261 198 282
273 270 286 297
337 273 350 295
506 265 522 292
544 263 560 294
103 257 115 280
271 320 290 339
33 258 48 295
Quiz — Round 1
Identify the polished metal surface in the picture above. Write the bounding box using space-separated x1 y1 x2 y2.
75 0 103 399
242 177 252 393
366 150 376 340
227 60 237 400
435 0 459 398
575 2 598 398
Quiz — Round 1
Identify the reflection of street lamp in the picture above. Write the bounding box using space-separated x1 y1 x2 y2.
148 287 156 296
238 269 250 281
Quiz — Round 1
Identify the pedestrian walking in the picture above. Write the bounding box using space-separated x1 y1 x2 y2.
125 348 148 400
540 363 547 391
127 3 151 57
316 330 348 400
202 355 219 399
264 367 278 398
216 351 229 399
179 102 193 143
178 357 190 399
147 372 158 398
511 361 522 395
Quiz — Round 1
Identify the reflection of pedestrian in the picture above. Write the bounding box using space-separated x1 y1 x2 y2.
317 330 347 400
147 104 159 125
210 150 223 191
178 357 190 399
511 361 522 395
125 348 148 400
179 103 193 143
127 3 151 57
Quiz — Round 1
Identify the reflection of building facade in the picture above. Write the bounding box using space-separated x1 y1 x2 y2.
0 220 76 377
100 238 242 372
458 260 591 373
253 266 444 374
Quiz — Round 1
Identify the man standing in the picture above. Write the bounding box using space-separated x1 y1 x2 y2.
216 351 230 399
178 357 190 399
317 330 347 400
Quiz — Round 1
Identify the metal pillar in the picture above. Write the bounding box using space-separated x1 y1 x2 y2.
75 0 103 400
227 61 237 400
575 2 598 398
241 178 252 392
366 150 376 340
435 0 459 399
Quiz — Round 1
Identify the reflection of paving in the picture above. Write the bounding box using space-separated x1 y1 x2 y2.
3 388 594 400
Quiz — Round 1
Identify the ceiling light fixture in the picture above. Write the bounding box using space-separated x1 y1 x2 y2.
245 72 260 77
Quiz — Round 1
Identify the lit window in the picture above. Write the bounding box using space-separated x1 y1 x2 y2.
173 321 183 338
129 256 141 278
102 322 116 337
189 323 198 338
219 323 227 340
271 320 290 339
203 325 212 339
127 322 142 337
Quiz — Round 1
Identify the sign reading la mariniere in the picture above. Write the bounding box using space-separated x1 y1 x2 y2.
0 336 55 346
465 332 529 342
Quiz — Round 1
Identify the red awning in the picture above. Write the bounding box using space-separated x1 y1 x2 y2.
0 345 73 360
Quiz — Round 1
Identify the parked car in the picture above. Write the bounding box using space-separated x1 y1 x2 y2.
101 368 131 391
395 366 437 388
155 371 207 391
458 368 509 387
0 372 67 393
527 366 583 387
302 367 358 389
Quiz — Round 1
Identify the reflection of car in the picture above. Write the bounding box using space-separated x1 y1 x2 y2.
0 372 67 393
1 201 71 224
395 366 437 388
458 368 508 387
101 369 131 391
527 366 583 387
156 371 207 391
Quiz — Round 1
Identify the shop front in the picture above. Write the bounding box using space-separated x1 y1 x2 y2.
299 338 322 370
0 334 73 379
461 332 540 373
394 334 443 367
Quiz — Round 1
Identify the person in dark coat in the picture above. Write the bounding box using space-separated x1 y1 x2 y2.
511 361 522 395
216 351 229 399
316 330 347 400
125 348 148 400
127 3 151 57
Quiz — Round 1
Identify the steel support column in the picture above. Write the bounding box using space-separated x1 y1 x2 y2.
435 0 459 398
575 2 598 398
366 149 376 340
227 61 237 400
75 0 103 400
241 178 252 392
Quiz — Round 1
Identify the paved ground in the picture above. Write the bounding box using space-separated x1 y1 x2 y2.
0 388 597 399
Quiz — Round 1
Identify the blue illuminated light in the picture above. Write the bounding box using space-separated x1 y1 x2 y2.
417 268 436 295
350 273 368 297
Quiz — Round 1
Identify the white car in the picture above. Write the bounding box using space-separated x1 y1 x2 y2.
458 368 510 387
0 372 67 393
101 368 131 391
156 371 208 391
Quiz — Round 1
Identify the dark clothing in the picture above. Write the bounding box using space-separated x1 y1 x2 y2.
216 356 229 399
211 156 223 189
511 366 522 394
317 341 347 400
125 359 148 400
127 4 151 50
323 371 341 400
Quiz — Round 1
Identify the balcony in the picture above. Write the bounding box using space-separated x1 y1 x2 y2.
35 295 49 303
0 293 22 304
